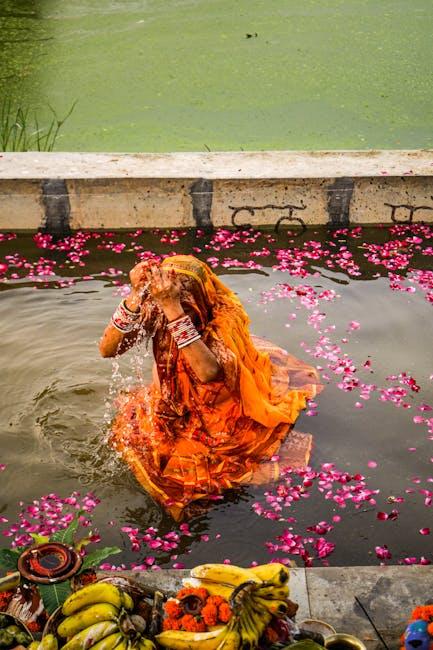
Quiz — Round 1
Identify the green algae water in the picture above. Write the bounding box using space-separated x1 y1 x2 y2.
1 0 433 151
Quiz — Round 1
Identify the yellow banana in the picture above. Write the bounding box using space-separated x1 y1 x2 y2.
62 583 133 616
88 633 123 650
58 603 119 638
254 583 289 600
249 563 290 588
253 596 289 618
111 639 128 650
155 625 228 650
38 635 58 650
61 621 119 650
190 564 260 588
136 639 156 650
183 578 234 601
215 625 241 650
246 598 272 630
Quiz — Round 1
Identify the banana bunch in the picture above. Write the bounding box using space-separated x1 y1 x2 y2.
157 563 291 650
53 583 155 650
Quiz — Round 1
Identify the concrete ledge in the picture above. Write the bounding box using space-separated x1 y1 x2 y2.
124 565 433 649
0 151 432 232
1 151 433 179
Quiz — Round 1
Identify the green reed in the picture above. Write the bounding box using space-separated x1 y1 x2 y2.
0 99 77 151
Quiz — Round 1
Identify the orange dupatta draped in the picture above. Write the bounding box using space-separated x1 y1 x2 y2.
111 255 321 519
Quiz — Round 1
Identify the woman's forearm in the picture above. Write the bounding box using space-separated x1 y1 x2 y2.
99 291 142 357
162 300 221 383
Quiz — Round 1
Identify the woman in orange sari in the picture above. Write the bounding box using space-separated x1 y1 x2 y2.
100 256 320 520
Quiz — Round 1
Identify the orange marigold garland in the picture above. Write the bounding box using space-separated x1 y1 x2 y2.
162 587 232 632
201 601 218 627
411 606 433 623
164 600 184 620
218 602 233 624
180 615 207 633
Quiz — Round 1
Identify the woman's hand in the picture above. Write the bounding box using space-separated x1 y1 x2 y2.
149 266 183 321
126 260 157 311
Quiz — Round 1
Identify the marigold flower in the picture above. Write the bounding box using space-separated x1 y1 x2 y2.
164 599 183 619
163 617 182 631
428 622 433 636
0 591 13 611
27 621 40 633
180 614 207 632
201 602 218 627
176 587 209 602
218 602 232 623
411 605 433 622
80 570 97 586
207 595 225 607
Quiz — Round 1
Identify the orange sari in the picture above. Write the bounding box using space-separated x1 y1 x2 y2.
111 256 321 519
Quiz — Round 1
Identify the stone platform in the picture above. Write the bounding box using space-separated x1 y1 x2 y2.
125 565 433 649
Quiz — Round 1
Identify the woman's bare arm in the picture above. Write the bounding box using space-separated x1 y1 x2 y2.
99 261 155 358
99 262 221 383
99 290 142 357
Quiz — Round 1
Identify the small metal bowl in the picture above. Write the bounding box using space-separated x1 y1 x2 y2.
325 632 367 650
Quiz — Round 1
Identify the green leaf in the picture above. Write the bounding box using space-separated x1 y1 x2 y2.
0 548 20 571
50 510 84 545
30 533 50 546
38 581 72 615
79 547 121 573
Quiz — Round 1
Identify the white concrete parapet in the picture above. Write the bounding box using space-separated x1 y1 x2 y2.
0 151 432 232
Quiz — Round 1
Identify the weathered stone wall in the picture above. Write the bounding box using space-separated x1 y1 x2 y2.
0 151 432 233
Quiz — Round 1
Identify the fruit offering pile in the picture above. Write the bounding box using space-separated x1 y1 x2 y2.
0 613 33 650
50 583 156 650
156 563 298 649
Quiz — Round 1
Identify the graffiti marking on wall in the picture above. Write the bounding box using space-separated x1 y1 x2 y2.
228 202 307 232
384 200 433 223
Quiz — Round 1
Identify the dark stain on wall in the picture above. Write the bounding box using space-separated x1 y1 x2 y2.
40 179 71 239
327 177 354 227
189 178 213 230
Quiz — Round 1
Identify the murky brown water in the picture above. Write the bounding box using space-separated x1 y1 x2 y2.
0 227 432 567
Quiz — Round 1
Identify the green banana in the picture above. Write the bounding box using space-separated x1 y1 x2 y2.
61 621 119 650
38 634 58 650
156 625 228 650
62 583 133 617
58 603 119 638
89 632 123 650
